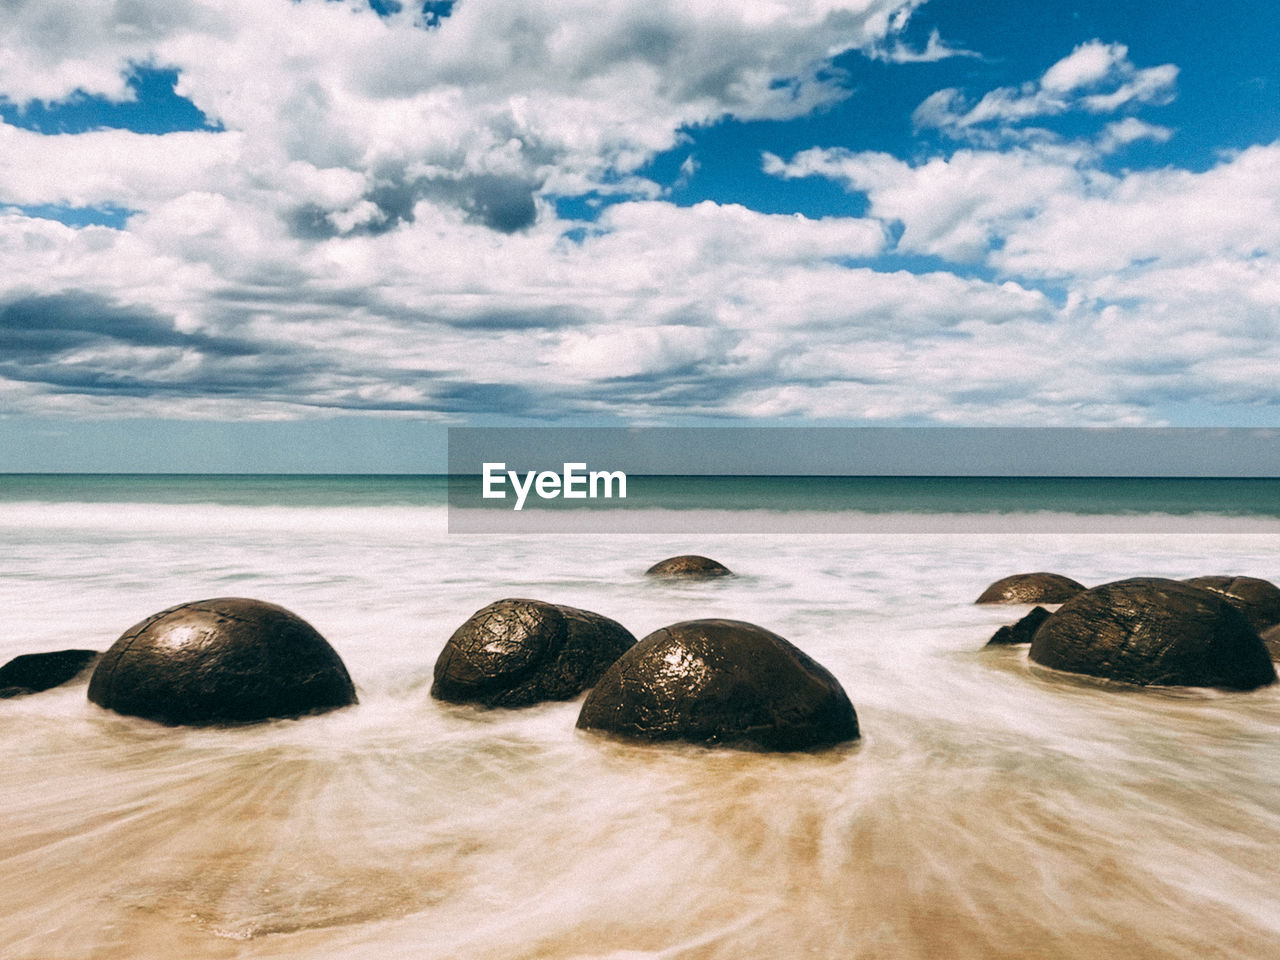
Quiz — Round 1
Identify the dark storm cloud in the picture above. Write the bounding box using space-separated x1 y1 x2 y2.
0 291 330 399
0 292 255 357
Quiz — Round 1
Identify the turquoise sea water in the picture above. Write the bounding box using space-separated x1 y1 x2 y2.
3 473 1279 515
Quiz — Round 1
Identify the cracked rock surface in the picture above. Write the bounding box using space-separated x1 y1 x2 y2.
576 618 859 751
1029 577 1275 690
431 598 635 707
87 598 357 725
976 572 1085 604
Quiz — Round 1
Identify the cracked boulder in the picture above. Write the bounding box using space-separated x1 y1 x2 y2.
1182 576 1280 633
87 598 357 725
431 598 635 707
644 555 733 579
576 619 859 751
976 572 1085 604
1029 577 1275 690
0 649 99 698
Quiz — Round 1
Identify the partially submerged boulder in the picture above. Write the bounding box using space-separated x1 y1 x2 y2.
432 599 635 707
0 649 99 698
976 572 1085 605
577 619 859 751
1183 576 1280 633
1029 577 1275 690
88 598 358 725
985 606 1051 647
644 555 732 579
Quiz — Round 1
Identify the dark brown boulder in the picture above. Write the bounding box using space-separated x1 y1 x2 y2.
985 606 1051 646
0 649 99 698
576 619 859 751
1029 577 1275 690
644 555 732 579
431 599 635 707
87 598 357 725
1183 576 1280 632
976 572 1085 604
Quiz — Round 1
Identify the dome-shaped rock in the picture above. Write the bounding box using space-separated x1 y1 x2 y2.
87 598 357 725
1262 624 1280 660
577 619 859 751
976 572 1085 605
1029 577 1275 690
1183 576 1280 633
644 555 732 579
0 649 99 698
431 599 635 707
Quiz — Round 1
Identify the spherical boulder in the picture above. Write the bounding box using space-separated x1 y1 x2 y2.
976 572 1085 604
1028 577 1275 690
576 619 859 751
644 555 732 579
431 599 635 707
985 606 1051 647
1183 576 1280 633
0 649 99 698
87 598 358 725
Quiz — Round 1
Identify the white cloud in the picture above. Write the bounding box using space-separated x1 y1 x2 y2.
874 27 980 64
0 1 1275 428
913 39 1178 142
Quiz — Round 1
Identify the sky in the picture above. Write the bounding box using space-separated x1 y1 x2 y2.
0 0 1278 472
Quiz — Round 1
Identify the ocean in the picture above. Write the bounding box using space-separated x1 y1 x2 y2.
2 474 1280 959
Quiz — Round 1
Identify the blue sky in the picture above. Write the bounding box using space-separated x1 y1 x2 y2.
0 0 1278 471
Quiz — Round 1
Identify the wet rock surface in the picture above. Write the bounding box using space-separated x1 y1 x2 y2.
87 598 358 725
1183 576 1280 633
644 555 733 579
976 572 1085 604
0 649 99 698
431 598 635 707
985 607 1051 646
576 618 859 751
1029 577 1275 690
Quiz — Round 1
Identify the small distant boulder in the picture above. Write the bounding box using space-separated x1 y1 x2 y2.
0 649 99 698
88 598 358 725
644 555 732 579
577 619 859 751
1183 576 1280 633
431 599 635 707
985 606 1051 647
1029 577 1275 690
976 572 1085 605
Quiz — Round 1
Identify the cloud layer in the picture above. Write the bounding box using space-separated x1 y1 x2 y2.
0 2 1276 426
